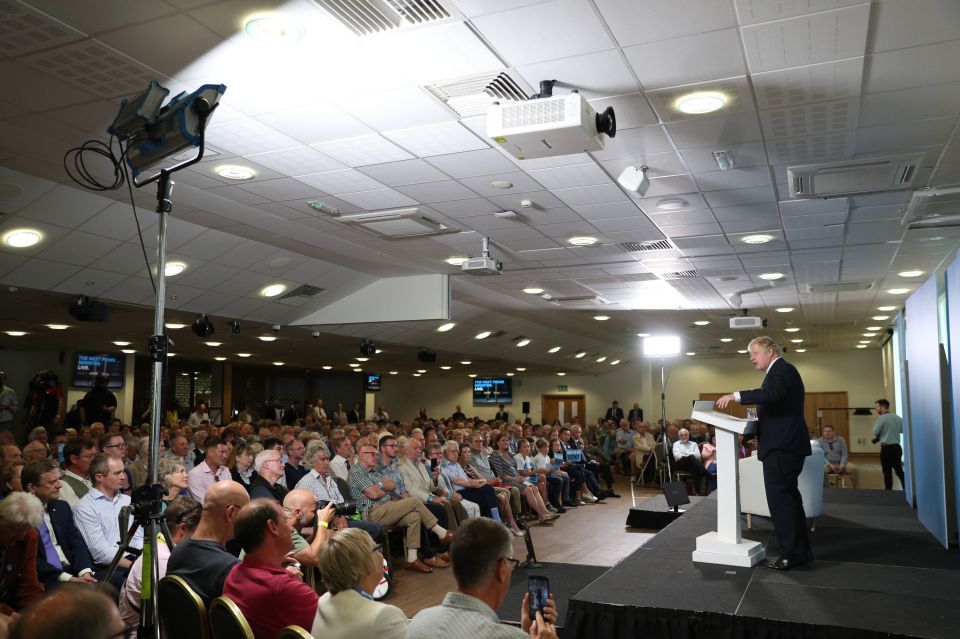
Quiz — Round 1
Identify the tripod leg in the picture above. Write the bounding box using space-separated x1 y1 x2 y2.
98 519 141 593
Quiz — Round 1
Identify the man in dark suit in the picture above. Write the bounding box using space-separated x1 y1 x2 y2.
627 402 643 422
22 460 96 588
494 404 509 422
604 401 624 422
718 337 811 571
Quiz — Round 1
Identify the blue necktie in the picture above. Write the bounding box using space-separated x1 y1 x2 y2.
39 518 63 570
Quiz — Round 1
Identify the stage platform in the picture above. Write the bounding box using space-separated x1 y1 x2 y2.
566 489 960 639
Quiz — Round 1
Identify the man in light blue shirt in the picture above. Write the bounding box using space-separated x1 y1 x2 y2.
74 453 143 570
872 399 905 490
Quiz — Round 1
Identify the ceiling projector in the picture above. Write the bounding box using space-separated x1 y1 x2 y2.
729 316 765 330
488 91 616 160
461 255 503 275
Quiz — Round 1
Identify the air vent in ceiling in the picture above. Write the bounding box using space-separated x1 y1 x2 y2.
547 294 609 306
658 270 701 279
425 71 528 118
810 320 857 328
787 153 923 199
279 285 325 300
312 0 453 36
618 240 673 252
902 187 960 229
806 281 874 293
337 207 459 239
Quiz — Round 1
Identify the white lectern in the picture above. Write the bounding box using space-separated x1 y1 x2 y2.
689 400 764 567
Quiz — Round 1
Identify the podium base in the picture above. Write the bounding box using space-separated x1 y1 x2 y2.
691 531 765 567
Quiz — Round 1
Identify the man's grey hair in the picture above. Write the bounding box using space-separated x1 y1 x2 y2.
748 336 782 357
26 426 47 442
450 518 512 589
0 491 43 528
304 439 329 465
254 449 280 473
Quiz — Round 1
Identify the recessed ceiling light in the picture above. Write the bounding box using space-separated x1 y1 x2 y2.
167 353 176 357
866 326 881 331
445 256 468 266
214 356 227 361
440 366 451 370
721 338 735 343
2 228 42 248
490 180 513 189
685 351 696 356
636 333 650 337
164 262 187 277
610 359 620 365
795 348 806 353
898 270 924 278
556 372 566 376
113 341 131 346
215 165 256 180
775 307 794 313
593 315 610 321
237 353 252 358
412 373 421 377
45 324 69 330
349 363 360 367
737 349 748 354
389 371 398 375
257 335 277 342
568 236 598 247
121 349 136 354
759 272 784 281
475 331 491 340
417 369 426 373
863 332 877 337
506 372 515 376
468 373 477 378
574 351 586 359
675 90 727 114
872 315 890 321
243 15 304 43
742 234 773 245
548 346 561 353
516 338 531 347
356 357 369 362
856 345 867 349
165 323 186 330
322 365 332 370
261 284 286 298
516 367 526 372
523 287 544 295
878 306 896 311
273 361 285 366
785 327 800 333
596 356 607 363
859 340 871 344
460 360 472 365
437 322 456 332
656 197 688 211
205 341 222 347
887 288 909 295
790 339 803 343
693 320 709 326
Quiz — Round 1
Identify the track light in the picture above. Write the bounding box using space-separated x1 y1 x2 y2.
192 314 215 338
360 339 376 357
230 320 240 334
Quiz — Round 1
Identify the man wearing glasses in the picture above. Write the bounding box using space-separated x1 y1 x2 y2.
408 518 557 639
58 437 97 508
249 449 288 504
349 444 453 574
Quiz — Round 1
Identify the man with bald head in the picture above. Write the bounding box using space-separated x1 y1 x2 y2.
283 488 336 568
167 479 250 604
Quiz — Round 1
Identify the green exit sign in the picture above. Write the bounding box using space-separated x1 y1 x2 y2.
557 384 568 391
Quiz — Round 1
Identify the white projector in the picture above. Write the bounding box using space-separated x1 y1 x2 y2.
461 256 503 276
487 92 615 160
729 316 764 330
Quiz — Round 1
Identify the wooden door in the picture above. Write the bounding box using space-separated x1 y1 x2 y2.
806 392 849 442
541 394 586 426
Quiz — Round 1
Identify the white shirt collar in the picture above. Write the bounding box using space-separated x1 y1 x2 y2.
766 356 780 374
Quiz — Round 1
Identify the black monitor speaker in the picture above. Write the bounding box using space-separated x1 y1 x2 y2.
68 296 109 322
522 401 530 414
663 481 690 509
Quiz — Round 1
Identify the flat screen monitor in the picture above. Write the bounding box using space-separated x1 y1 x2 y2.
73 352 125 388
473 377 512 405
365 374 381 392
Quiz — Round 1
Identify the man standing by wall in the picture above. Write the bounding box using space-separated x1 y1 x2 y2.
0 371 18 434
872 399 905 490
717 336 811 571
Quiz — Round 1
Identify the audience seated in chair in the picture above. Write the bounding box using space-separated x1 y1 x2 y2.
0 492 44 615
282 488 336 568
671 428 711 492
10 583 126 639
818 426 859 488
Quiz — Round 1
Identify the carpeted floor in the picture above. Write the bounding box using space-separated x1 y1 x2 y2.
496 562 608 627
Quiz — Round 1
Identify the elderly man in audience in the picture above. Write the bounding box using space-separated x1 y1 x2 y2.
407 517 557 639
819 425 859 488
186 435 230 503
312 527 408 639
22 440 49 462
58 437 96 508
127 437 150 489
22 460 96 589
467 433 523 515
165 435 194 472
119 495 201 637
167 479 249 605
398 436 471 532
223 498 319 639
0 492 44 614
282 488 336 568
632 421 657 485
349 443 453 574
73 453 143 576
295 440 383 541
448 442 524 537
672 428 711 491
249 448 289 503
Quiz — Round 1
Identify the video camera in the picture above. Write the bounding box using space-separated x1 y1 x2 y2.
317 499 357 518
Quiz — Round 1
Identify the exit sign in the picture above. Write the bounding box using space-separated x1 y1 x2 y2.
557 384 568 391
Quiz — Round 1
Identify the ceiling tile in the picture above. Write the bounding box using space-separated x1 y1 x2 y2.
383 121 489 157
871 0 960 53
588 93 658 129
245 147 346 176
752 58 865 110
206 117 302 156
760 98 859 140
552 183 630 208
357 159 450 186
296 169 389 195
36 230 121 266
693 166 773 191
597 0 735 46
765 131 855 164
257 102 374 144
864 40 960 94
624 29 746 90
665 111 762 150
527 163 613 190
15 184 113 228
599 150 688 180
311 135 413 168
854 117 958 155
457 172 545 196
591 125 675 160
516 50 640 100
424 148 519 178
334 87 456 130
236 178 328 202
1 257 76 289
336 188 420 210
168 261 241 290
394 180 480 203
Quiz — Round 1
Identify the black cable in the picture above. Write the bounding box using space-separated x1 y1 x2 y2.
119 141 156 293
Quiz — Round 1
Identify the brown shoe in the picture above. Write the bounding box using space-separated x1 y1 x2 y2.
439 531 454 545
436 551 450 562
423 555 448 568
405 559 433 573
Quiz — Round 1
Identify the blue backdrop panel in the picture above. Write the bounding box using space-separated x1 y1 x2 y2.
905 276 950 547
946 253 960 541
895 313 914 505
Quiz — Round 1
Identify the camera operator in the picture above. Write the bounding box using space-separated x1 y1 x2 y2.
295 440 383 542
282 488 336 568
80 375 116 427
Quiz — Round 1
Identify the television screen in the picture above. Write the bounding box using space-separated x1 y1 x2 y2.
473 377 512 405
73 352 125 388
365 374 381 392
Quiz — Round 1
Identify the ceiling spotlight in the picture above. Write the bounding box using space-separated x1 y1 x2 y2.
548 346 561 353
863 332 877 337
490 180 513 189
568 236 598 247
2 228 42 248
859 340 871 344
856 345 867 349
675 90 727 114
388 370 397 375
475 331 491 340
45 324 69 330
460 360 472 365
437 322 456 332
257 335 277 342
349 363 360 367
556 372 567 376
596 356 607 363
785 327 800 333
759 272 784 281
610 359 621 365
416 369 427 374
237 353 252 358
5 330 28 337
887 288 909 295
164 262 187 277
322 365 332 370
243 15 305 43
192 314 215 338
790 339 803 343
445 256 468 266
878 306 896 311
593 315 610 321
230 320 241 334
412 373 422 377
656 197 688 211
898 270 924 278
515 338 531 347
636 332 650 338
866 326 881 331
121 349 136 354
468 373 477 378
871 315 889 321
273 361 285 365
738 349 748 354
165 323 186 330
776 307 794 313
617 165 650 196
356 357 369 362
261 284 286 298
742 234 774 245
720 338 733 343
516 367 526 372
113 341 131 346
574 351 586 359
693 320 709 326
214 356 227 361
215 165 256 180
360 339 376 357
204 341 222 347
440 365 451 370
685 352 696 356
506 372 515 376
795 348 807 353
523 287 544 295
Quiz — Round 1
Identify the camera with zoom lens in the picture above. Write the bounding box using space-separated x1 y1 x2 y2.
317 499 357 518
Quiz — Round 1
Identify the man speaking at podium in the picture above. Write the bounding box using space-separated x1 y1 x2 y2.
717 337 811 571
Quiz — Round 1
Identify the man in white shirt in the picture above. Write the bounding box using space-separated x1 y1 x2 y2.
74 453 144 571
330 437 355 481
672 428 710 488
187 436 231 503
188 401 210 427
